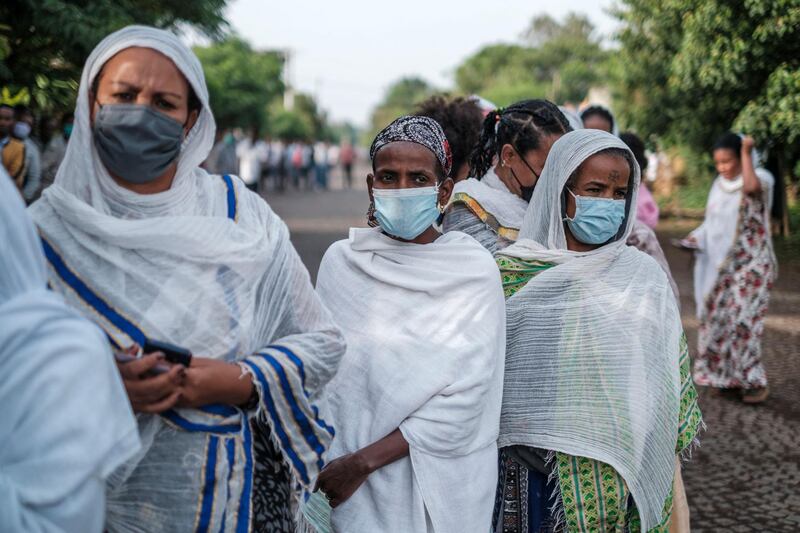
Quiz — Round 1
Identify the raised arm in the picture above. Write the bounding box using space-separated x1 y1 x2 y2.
740 136 762 195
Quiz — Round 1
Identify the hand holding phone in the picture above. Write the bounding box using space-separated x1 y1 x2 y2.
113 343 186 413
142 339 193 367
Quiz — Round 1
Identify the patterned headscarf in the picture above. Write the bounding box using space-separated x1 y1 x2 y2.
370 115 453 178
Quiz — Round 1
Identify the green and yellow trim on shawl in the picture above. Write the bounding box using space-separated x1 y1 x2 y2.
452 192 520 242
497 256 703 533
496 255 554 298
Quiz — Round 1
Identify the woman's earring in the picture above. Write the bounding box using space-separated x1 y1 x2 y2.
366 201 379 227
437 202 445 214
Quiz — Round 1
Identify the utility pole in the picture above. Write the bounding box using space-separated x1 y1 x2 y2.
282 48 295 110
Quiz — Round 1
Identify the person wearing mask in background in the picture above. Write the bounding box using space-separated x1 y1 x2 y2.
1 103 27 194
580 104 618 135
415 95 484 183
40 112 74 198
313 116 505 533
443 99 572 254
686 132 776 404
620 131 679 303
237 127 268 192
12 105 42 204
495 130 700 533
29 26 345 531
0 169 140 533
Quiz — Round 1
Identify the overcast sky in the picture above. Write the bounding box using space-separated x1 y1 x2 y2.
227 0 618 127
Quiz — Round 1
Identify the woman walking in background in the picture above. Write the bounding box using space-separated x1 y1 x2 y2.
687 132 776 403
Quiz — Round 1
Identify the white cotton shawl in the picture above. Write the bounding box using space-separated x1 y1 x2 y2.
0 174 140 532
28 26 343 531
497 130 682 531
690 168 775 317
450 167 529 230
317 228 506 533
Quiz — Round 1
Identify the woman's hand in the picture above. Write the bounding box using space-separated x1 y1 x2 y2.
176 357 254 408
741 135 756 153
116 347 185 414
314 428 409 508
314 452 371 508
739 135 762 194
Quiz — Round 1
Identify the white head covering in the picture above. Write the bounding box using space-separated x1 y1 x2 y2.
317 228 506 533
559 106 584 131
0 174 139 531
29 26 344 530
49 25 215 217
498 129 682 530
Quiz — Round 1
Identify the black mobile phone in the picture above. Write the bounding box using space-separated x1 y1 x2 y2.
142 339 193 367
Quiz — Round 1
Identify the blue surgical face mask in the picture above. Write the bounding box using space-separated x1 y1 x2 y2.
13 122 31 139
373 186 440 240
563 188 626 245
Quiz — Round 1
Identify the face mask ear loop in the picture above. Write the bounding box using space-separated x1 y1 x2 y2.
562 188 578 222
513 145 540 181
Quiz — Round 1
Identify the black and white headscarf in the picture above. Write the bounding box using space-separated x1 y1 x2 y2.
370 115 453 178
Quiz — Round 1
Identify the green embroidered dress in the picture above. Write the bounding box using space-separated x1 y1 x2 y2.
496 255 702 533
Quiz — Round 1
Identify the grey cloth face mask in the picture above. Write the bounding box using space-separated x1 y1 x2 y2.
93 103 185 184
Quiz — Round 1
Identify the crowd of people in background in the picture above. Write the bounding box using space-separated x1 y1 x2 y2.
1 22 779 533
204 128 358 193
1 101 74 205
2 103 357 208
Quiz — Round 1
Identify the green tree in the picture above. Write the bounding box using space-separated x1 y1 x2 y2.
365 76 436 142
0 0 228 114
454 14 607 107
615 0 800 181
266 91 329 141
193 36 284 131
269 108 313 141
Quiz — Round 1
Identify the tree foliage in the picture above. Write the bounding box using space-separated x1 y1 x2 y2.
615 0 800 182
193 36 284 131
267 92 330 141
454 14 608 107
0 0 228 113
365 76 436 142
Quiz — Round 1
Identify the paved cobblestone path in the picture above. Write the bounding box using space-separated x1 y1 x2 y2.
270 189 800 531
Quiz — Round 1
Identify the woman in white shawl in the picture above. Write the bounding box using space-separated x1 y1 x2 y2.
1 171 140 532
29 26 344 532
495 130 702 532
442 99 572 253
314 116 507 532
686 132 776 404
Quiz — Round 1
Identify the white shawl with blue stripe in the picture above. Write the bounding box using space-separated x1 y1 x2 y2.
29 25 344 533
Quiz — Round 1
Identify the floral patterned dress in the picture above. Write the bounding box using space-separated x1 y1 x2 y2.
495 256 703 533
693 187 776 389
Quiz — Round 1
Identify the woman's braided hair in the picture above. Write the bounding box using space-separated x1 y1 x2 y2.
468 99 571 179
